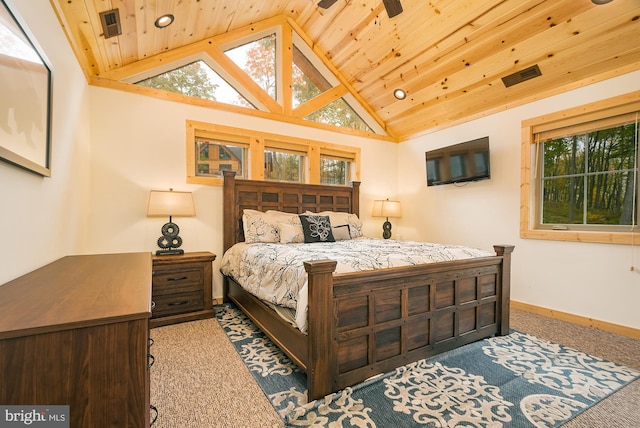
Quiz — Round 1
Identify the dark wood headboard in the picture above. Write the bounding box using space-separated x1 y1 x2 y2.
222 171 360 252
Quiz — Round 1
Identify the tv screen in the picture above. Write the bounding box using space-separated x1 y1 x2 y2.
425 137 490 186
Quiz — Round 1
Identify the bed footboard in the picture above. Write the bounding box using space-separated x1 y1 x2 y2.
304 244 514 400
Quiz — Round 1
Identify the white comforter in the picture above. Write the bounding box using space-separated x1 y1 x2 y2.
219 238 494 333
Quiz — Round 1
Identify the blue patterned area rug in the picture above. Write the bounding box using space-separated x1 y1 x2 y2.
216 304 639 427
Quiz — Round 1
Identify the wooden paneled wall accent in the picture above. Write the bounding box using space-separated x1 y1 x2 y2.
52 0 640 140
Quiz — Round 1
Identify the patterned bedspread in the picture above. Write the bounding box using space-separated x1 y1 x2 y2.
220 238 494 333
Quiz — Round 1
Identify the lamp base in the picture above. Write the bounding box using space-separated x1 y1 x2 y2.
382 219 392 239
155 249 184 256
156 220 185 256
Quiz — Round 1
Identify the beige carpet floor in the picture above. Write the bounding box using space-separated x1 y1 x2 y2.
149 308 639 427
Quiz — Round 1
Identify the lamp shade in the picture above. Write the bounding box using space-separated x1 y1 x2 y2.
372 199 402 218
147 190 195 217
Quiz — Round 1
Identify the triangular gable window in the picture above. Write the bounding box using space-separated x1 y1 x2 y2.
136 60 254 108
126 20 385 136
292 45 331 108
225 33 277 101
306 98 374 133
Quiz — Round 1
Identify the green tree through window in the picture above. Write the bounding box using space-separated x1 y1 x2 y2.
541 123 638 226
137 62 217 100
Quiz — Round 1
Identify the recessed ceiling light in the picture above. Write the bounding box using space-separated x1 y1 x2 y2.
393 89 406 100
154 14 174 28
591 0 613 4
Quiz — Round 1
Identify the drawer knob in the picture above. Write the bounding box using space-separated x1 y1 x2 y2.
168 300 189 306
167 276 188 281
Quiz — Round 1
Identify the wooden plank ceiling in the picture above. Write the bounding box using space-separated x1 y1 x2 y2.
50 0 640 141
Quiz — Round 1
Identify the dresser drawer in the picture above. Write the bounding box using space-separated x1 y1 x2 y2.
152 291 204 317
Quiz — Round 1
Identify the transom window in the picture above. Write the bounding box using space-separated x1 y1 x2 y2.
521 91 640 244
264 149 304 183
186 121 360 186
194 137 248 179
320 155 351 186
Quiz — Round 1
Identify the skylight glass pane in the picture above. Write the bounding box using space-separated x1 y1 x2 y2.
225 34 277 100
136 61 253 107
305 98 373 133
292 45 331 108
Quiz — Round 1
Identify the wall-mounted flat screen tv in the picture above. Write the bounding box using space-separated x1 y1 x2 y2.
425 137 490 186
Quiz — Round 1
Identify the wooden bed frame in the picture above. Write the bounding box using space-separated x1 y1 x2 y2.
222 171 514 400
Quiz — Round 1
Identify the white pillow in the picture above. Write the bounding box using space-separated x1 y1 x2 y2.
306 211 363 238
242 209 279 243
278 222 304 243
332 224 351 241
265 210 301 226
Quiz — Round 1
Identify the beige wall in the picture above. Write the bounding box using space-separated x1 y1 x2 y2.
2 0 638 330
399 70 640 329
0 0 91 284
85 86 398 297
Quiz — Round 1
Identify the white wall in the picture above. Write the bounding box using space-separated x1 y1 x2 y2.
398 70 640 329
86 86 397 297
0 0 91 284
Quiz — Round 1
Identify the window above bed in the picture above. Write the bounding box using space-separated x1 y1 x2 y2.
186 120 360 186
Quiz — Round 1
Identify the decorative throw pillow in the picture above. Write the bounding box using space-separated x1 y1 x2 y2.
332 224 351 241
242 209 279 243
306 211 363 238
278 222 304 244
299 215 335 243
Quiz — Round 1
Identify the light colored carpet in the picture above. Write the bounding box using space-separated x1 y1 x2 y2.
149 308 639 427
150 317 282 427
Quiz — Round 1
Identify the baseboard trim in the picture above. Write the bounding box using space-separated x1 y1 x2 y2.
511 301 640 340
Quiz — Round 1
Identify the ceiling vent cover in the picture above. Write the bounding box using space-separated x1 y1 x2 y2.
99 9 122 39
501 64 542 88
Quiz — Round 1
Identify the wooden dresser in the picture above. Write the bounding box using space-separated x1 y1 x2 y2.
0 253 152 428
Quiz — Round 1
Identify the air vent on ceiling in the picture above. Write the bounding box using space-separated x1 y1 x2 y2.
99 9 122 39
501 64 542 88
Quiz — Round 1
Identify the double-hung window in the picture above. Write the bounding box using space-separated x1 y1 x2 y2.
521 91 640 244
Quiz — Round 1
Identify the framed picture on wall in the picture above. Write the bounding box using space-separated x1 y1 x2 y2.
0 0 52 176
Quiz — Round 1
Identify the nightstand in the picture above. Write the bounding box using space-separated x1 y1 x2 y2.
150 251 216 328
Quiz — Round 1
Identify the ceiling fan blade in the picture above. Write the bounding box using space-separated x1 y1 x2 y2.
382 0 403 18
317 0 338 9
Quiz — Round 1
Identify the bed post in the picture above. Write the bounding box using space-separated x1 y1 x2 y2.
351 181 361 216
223 171 237 253
494 245 515 336
304 259 338 401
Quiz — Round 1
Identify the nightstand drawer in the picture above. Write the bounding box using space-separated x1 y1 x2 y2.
152 268 202 288
152 291 204 317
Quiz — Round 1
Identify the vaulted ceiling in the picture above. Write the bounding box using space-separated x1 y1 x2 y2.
50 0 640 141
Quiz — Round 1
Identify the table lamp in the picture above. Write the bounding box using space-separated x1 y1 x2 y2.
147 189 195 255
372 199 402 239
